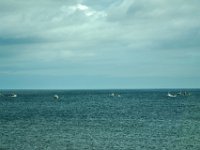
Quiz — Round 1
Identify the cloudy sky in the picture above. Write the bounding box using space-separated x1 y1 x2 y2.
0 0 200 89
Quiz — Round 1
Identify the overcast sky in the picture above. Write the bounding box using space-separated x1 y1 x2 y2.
0 0 200 89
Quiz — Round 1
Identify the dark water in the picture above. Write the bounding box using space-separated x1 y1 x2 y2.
0 89 200 150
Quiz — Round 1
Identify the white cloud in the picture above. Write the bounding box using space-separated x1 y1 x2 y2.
0 0 200 81
59 3 107 19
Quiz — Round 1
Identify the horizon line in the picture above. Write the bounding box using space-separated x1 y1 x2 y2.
1 88 200 91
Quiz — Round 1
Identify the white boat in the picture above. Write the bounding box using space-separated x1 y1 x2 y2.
111 93 115 97
54 94 59 100
10 94 17 98
167 92 177 98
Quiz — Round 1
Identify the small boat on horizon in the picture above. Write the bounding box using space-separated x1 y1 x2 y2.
53 94 59 100
167 92 177 98
177 91 191 96
111 93 115 97
10 93 17 98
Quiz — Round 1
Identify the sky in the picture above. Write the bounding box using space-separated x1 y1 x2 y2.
0 0 200 89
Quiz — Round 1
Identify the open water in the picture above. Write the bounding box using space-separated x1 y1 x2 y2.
0 89 200 150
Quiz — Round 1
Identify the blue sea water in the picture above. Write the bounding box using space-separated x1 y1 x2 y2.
0 89 200 150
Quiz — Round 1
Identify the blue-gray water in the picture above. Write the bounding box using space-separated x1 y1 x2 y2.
0 89 200 150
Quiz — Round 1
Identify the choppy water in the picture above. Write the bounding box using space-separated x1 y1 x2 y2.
0 89 200 150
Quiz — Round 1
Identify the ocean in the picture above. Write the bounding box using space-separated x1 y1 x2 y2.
0 89 200 150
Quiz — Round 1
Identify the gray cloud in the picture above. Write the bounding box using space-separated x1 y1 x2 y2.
0 0 200 88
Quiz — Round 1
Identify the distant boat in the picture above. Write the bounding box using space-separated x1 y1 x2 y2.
177 91 191 96
167 92 177 98
111 93 115 97
10 94 17 98
110 93 121 98
182 91 191 96
177 91 182 95
53 94 59 100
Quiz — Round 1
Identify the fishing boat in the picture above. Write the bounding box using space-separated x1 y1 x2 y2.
167 92 177 98
111 93 115 97
53 94 59 100
177 91 191 96
10 94 17 98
